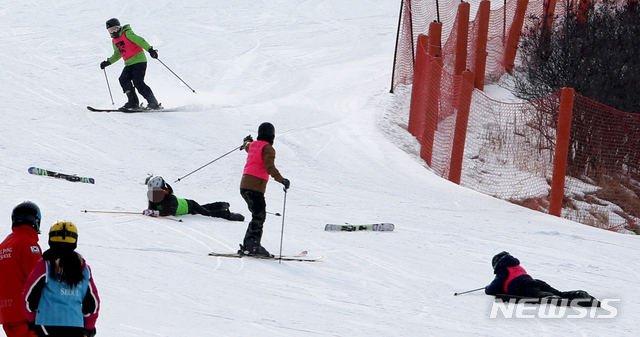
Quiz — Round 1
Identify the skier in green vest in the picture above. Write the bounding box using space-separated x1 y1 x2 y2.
99 18 160 110
144 176 244 221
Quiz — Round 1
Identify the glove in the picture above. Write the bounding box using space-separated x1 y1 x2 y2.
27 321 36 332
143 209 160 216
148 47 158 59
84 328 97 337
281 178 290 190
100 60 110 69
241 135 253 150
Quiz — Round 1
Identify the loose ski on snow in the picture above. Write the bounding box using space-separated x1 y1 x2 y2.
494 294 601 308
28 167 95 184
208 250 322 262
324 223 395 232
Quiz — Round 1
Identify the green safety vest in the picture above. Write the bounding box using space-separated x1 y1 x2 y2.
156 195 189 215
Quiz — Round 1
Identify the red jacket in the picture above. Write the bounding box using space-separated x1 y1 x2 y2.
0 225 42 323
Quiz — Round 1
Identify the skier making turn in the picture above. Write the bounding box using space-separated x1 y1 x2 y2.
99 18 160 110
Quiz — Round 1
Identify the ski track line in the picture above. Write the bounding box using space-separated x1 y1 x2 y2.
185 226 235 252
153 220 212 251
248 320 330 337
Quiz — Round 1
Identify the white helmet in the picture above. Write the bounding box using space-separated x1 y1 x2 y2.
147 176 166 190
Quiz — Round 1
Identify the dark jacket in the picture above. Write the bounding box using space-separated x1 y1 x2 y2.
485 255 533 295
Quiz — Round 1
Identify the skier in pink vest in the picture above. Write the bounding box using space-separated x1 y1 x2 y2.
238 122 290 257
485 251 597 303
99 18 160 110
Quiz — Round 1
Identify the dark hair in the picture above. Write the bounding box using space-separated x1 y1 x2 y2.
43 243 84 287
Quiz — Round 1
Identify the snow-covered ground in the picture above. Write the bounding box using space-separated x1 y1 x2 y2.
1 1 639 336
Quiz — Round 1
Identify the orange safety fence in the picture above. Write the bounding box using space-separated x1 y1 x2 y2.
391 0 567 92
398 0 640 233
406 34 640 232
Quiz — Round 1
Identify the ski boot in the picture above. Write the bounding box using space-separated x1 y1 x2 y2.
121 90 140 109
146 93 161 110
227 213 245 222
238 243 272 257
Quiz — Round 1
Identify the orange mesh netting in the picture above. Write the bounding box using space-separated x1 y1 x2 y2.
400 0 640 232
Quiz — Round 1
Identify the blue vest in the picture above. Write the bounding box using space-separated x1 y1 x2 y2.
35 261 90 327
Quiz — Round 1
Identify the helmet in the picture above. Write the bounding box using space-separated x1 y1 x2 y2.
257 122 275 144
49 220 78 246
106 18 121 38
147 176 166 190
12 201 41 234
492 251 510 269
106 18 120 29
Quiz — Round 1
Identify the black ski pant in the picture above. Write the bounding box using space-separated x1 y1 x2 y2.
240 188 266 247
35 326 84 337
186 200 233 219
518 279 592 300
119 62 153 100
518 279 562 298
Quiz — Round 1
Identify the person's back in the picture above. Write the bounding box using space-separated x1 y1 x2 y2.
23 221 99 337
485 251 532 295
239 122 290 257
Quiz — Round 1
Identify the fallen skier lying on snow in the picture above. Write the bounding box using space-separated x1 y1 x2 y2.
485 251 600 307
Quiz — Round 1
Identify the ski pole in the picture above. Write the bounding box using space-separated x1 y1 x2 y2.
175 144 244 183
80 210 183 222
454 287 485 296
267 211 282 216
103 69 114 105
277 189 288 264
156 58 196 94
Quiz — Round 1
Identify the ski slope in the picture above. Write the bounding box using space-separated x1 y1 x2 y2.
1 1 638 336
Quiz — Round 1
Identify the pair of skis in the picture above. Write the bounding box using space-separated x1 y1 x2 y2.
87 106 166 113
208 250 322 262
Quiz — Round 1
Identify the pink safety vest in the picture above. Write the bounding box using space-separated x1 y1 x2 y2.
504 265 528 293
113 32 143 60
243 141 270 180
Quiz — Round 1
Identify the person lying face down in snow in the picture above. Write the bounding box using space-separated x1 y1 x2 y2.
485 251 598 304
144 176 244 221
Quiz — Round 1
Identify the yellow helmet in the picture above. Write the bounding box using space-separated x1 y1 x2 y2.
49 220 79 244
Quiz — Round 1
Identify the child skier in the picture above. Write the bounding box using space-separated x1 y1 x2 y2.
145 176 244 221
238 122 290 257
485 251 597 303
23 221 100 337
99 18 160 110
